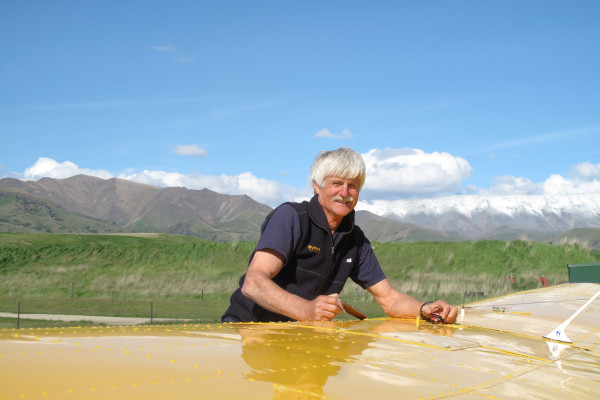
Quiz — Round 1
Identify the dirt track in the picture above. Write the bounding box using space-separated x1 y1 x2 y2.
0 312 178 326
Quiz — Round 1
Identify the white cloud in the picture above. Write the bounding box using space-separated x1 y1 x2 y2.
152 45 193 63
15 157 599 209
477 162 600 196
119 169 305 206
314 128 354 139
570 161 600 181
543 171 600 194
360 148 472 197
16 157 307 206
23 157 113 180
478 176 542 195
173 144 207 157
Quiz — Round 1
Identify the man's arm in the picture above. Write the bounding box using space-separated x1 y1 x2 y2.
367 279 458 323
241 249 342 321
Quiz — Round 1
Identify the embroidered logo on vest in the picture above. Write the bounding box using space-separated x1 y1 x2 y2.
308 245 321 253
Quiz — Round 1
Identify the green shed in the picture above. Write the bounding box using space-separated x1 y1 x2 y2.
567 263 600 284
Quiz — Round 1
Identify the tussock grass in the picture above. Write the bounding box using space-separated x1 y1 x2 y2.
359 239 598 308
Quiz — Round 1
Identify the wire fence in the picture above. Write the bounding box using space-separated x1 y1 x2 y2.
0 296 230 327
0 275 555 329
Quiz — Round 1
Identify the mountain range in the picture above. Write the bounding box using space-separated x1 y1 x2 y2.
0 175 271 242
1 175 599 247
358 193 600 240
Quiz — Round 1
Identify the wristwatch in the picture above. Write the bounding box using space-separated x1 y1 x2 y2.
419 301 433 320
420 301 443 323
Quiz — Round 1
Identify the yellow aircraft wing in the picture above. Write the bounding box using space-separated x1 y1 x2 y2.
1 283 599 399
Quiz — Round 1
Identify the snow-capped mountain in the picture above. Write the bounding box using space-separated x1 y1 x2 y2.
357 193 600 238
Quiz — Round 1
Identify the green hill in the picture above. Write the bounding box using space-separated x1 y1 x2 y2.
0 188 124 234
1 233 598 323
0 177 271 242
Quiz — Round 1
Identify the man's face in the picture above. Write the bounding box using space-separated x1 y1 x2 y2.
313 176 361 220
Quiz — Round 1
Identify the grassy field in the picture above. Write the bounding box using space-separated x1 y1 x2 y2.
1 232 598 326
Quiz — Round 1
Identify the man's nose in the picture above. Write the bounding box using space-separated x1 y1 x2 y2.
339 184 349 197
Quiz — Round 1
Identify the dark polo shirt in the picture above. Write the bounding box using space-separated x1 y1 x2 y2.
222 194 386 322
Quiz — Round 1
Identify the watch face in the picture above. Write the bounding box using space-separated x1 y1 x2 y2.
430 313 443 324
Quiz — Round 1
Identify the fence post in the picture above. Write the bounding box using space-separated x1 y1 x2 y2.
17 302 20 329
70 282 74 298
151 301 153 325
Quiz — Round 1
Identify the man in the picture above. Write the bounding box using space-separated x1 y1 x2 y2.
222 147 457 323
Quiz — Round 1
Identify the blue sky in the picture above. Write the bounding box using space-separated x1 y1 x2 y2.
1 1 599 207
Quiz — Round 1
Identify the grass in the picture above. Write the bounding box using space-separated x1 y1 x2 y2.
1 233 598 324
367 239 595 306
0 233 253 299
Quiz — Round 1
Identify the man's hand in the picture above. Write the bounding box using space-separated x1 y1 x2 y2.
243 251 346 321
301 294 342 321
422 300 458 324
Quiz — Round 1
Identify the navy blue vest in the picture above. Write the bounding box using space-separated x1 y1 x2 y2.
222 195 366 322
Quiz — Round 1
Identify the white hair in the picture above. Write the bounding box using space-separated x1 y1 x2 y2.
310 147 366 190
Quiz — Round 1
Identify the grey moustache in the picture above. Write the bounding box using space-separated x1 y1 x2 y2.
332 195 354 204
